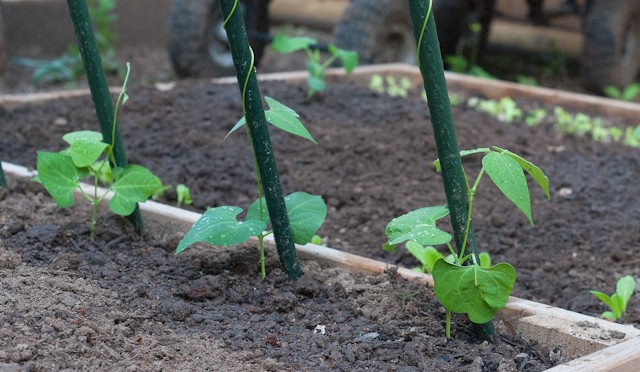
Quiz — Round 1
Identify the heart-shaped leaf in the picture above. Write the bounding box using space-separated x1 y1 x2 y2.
109 165 163 216
328 44 358 73
62 130 104 145
69 139 109 168
176 206 266 254
384 205 452 249
406 241 443 273
483 151 533 225
433 260 516 324
36 151 81 208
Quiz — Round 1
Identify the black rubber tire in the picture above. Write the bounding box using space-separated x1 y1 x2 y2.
582 0 640 92
333 0 416 65
168 0 270 78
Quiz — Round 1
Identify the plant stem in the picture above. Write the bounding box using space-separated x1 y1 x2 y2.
446 310 451 339
65 0 143 232
220 0 301 280
259 235 266 280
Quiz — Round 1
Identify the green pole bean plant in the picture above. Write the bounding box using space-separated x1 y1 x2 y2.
271 33 358 97
176 184 193 208
385 147 549 338
403 0 550 338
175 0 327 280
591 275 636 321
35 64 164 235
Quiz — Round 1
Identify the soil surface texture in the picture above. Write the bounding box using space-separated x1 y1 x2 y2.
1 74 639 368
1 178 551 371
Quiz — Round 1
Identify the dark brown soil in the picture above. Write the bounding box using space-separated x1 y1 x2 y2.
1 177 550 371
1 74 639 368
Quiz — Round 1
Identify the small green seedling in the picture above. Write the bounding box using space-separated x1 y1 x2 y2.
369 74 412 97
603 83 640 102
467 97 522 123
590 275 635 321
35 64 164 234
176 183 193 208
271 33 358 97
384 147 549 338
177 96 327 279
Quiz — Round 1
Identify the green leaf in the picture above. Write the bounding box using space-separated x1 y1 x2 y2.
224 116 246 140
611 294 625 318
328 44 358 73
622 83 640 101
384 206 452 248
247 192 327 245
616 275 635 305
69 139 109 168
433 148 490 172
492 147 550 200
479 252 492 268
271 34 317 53
602 311 618 321
36 151 80 208
590 290 617 313
604 85 621 99
307 75 326 93
264 97 317 144
483 151 533 225
406 241 443 273
176 206 266 254
284 192 327 244
433 260 516 324
109 165 163 216
63 130 104 145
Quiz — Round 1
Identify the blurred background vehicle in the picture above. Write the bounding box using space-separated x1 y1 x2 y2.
166 0 640 92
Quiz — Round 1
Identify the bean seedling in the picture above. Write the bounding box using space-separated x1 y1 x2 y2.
176 183 193 208
271 33 358 97
35 64 164 234
603 83 640 102
384 147 549 338
591 275 636 321
176 95 327 279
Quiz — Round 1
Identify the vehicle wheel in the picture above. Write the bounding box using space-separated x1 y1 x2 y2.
333 0 416 65
168 0 270 78
582 0 640 92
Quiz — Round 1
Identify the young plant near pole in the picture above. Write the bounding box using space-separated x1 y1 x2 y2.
66 0 143 231
390 0 550 338
176 0 327 281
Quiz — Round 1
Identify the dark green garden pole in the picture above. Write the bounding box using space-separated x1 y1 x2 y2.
0 161 7 188
218 0 301 279
407 0 493 336
407 0 479 260
66 0 143 232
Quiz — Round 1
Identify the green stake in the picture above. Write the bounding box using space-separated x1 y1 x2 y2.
218 0 301 280
407 0 492 336
65 0 143 232
0 160 7 188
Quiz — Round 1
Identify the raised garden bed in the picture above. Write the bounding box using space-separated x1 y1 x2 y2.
2 65 640 370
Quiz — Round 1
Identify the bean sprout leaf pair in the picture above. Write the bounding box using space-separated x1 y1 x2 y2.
225 96 316 144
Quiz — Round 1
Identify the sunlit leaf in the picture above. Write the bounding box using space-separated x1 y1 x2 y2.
492 147 550 199
272 34 316 53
